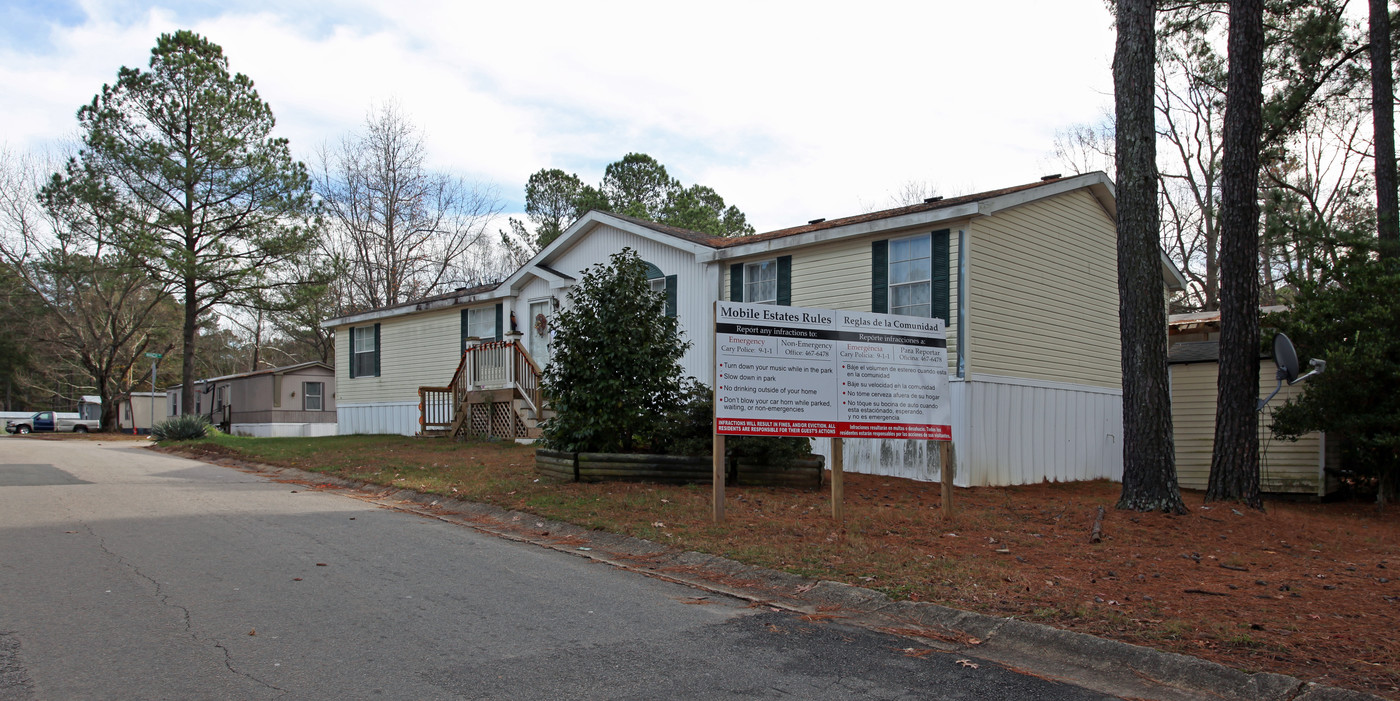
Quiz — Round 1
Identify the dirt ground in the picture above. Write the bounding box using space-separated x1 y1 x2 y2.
147 435 1399 698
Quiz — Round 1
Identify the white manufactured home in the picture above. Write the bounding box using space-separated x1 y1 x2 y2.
324 172 1185 487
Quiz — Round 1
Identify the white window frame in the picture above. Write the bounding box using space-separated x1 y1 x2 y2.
648 276 667 295
303 381 324 411
888 234 932 317
352 326 377 377
743 259 778 305
466 307 496 341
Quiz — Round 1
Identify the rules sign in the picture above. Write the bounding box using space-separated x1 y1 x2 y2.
714 301 951 440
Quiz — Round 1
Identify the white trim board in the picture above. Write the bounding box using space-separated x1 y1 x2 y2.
966 373 1123 397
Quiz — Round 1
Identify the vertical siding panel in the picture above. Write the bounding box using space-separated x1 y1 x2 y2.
1019 388 1034 485
997 383 1012 486
1059 390 1072 481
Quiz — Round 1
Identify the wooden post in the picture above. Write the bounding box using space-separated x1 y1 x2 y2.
713 433 725 522
712 301 725 523
831 437 844 522
940 440 954 520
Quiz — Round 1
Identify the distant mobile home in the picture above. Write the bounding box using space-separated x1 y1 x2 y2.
325 172 1186 487
168 362 337 437
1167 310 1337 496
118 391 165 434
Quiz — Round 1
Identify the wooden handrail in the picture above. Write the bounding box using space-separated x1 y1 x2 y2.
417 338 545 436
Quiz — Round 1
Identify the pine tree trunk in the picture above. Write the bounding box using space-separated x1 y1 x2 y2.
1372 0 1398 260
1207 0 1265 509
181 277 198 416
1115 0 1187 514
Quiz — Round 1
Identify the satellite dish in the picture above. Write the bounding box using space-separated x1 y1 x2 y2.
1273 333 1300 383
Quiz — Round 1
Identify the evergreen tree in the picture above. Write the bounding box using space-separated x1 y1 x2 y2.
1269 250 1400 505
44 31 318 415
1208 0 1268 508
1115 0 1187 513
541 248 689 453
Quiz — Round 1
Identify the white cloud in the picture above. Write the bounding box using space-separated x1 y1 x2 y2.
1 1 1117 230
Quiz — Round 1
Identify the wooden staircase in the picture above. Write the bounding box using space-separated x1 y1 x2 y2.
418 340 550 441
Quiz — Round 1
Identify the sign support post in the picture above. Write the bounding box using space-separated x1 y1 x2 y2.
939 440 954 520
712 301 952 522
145 351 162 436
711 302 725 523
830 437 844 522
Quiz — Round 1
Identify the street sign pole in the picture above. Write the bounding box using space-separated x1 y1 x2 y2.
145 352 162 435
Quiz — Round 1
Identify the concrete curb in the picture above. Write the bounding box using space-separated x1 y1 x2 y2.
177 451 1381 701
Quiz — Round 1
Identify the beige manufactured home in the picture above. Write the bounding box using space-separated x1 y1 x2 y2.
1167 337 1334 497
167 361 337 437
326 172 1185 487
117 391 165 434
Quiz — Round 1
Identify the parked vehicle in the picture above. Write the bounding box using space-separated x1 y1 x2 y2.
5 411 100 434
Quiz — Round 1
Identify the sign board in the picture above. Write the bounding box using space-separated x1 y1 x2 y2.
714 301 951 440
144 352 163 359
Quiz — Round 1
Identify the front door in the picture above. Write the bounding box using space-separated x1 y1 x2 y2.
527 300 552 368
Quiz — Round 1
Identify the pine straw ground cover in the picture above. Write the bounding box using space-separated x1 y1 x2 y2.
164 433 1400 698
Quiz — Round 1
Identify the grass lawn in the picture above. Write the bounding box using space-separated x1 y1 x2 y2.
161 432 1400 698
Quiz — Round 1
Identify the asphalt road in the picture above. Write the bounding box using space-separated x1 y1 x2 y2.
0 437 1113 700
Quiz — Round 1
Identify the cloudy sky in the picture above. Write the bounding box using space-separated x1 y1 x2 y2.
0 0 1118 232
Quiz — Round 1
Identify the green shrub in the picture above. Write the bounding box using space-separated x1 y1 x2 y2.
647 379 812 465
1269 250 1400 504
151 414 211 441
541 248 689 453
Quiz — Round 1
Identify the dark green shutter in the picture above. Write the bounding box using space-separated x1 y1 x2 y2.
372 323 381 377
931 229 951 323
776 256 791 306
729 263 743 302
664 275 677 317
347 326 356 378
871 240 888 313
494 303 504 341
460 310 469 350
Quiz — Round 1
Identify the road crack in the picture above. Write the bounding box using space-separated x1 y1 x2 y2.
77 522 288 695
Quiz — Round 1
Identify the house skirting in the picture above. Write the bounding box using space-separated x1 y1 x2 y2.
811 375 1123 488
335 402 419 436
230 422 339 438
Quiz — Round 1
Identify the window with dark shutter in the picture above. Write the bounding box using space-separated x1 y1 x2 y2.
871 240 888 313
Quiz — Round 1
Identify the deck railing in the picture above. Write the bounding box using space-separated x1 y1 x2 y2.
418 339 543 435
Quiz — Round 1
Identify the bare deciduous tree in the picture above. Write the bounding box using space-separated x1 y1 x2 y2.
316 102 504 311
0 148 179 429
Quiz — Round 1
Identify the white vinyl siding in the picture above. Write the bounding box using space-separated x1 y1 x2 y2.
535 223 715 382
967 190 1119 388
335 308 463 405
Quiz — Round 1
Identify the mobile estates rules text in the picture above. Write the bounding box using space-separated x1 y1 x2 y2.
714 301 951 440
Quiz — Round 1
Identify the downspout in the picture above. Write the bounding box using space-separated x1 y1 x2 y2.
957 229 969 378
